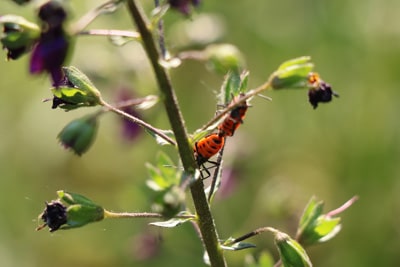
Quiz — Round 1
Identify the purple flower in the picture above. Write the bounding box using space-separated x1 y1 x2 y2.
168 0 201 15
130 232 161 261
29 0 70 86
30 29 69 86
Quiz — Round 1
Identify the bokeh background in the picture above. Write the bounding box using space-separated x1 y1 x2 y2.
1 0 400 266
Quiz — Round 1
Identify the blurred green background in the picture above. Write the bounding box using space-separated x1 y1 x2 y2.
1 0 400 266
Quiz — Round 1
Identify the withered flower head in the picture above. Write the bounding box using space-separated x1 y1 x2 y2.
307 72 339 109
37 201 67 232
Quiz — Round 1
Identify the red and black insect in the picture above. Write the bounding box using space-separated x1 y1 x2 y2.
194 133 225 178
217 93 248 137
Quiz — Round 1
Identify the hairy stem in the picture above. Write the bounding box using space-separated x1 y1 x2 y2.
125 1 227 266
227 226 277 245
100 98 177 146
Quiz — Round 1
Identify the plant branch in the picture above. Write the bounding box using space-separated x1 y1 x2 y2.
226 226 277 245
100 98 177 146
71 0 125 34
125 1 227 266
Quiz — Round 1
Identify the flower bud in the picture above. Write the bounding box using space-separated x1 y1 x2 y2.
274 231 312 267
152 185 185 218
205 44 245 75
0 15 40 60
271 56 314 89
11 0 33 5
37 190 104 232
57 115 98 156
296 197 346 246
50 66 101 110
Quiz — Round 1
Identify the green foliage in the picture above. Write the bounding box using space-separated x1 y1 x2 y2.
0 1 361 267
146 152 186 218
0 14 40 59
145 151 180 191
296 197 352 246
205 44 246 75
150 211 194 228
274 231 312 267
50 66 101 111
37 191 104 232
221 237 256 251
220 70 249 105
271 56 314 89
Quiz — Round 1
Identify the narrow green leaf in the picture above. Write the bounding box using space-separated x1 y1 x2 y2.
134 95 159 110
238 70 250 94
108 35 137 46
145 163 169 191
145 129 175 146
220 70 241 105
277 56 311 71
149 212 193 228
297 197 324 234
221 242 256 251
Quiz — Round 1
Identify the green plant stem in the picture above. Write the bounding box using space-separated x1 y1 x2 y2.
71 0 125 34
227 226 277 245
125 1 227 266
100 98 177 146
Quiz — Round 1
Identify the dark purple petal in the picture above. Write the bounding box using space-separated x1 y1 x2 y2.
216 167 238 200
29 30 69 86
130 232 161 261
308 81 338 109
38 0 67 29
168 0 200 15
29 42 44 74
121 112 142 142
39 201 67 232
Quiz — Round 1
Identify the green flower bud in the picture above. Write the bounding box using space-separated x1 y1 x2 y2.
0 15 40 60
271 56 314 89
50 66 101 110
296 197 347 246
37 190 104 232
11 0 33 5
274 231 312 267
152 185 185 218
57 115 98 156
205 44 245 75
